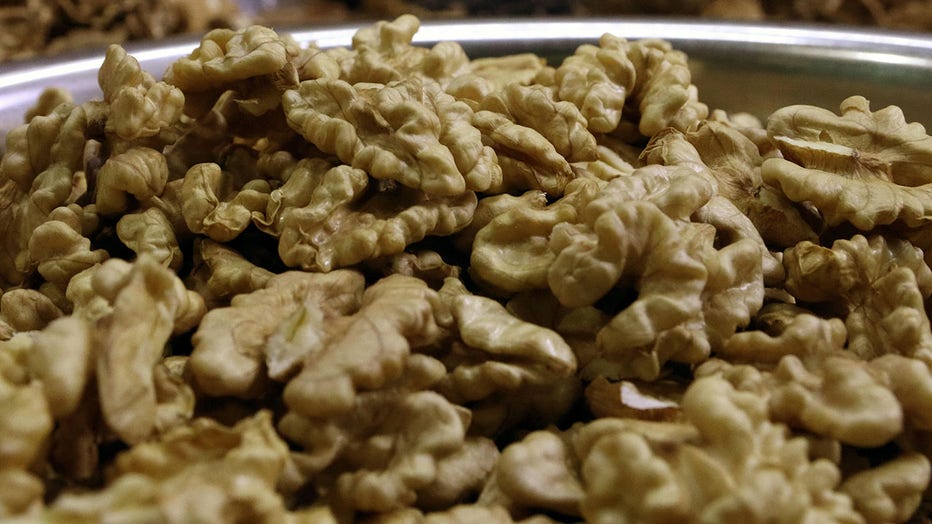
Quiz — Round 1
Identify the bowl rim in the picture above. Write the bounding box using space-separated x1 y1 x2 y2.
2 16 931 138
3 17 932 87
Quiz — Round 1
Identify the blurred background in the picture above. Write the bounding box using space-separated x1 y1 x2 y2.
3 0 932 62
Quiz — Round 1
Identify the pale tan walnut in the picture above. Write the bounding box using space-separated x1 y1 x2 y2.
692 195 785 286
478 430 583 518
482 84 598 165
253 159 368 237
344 14 427 84
169 27 298 119
279 353 493 514
181 162 270 243
470 179 599 295
29 206 109 295
571 136 639 183
283 76 500 195
699 354 901 449
764 96 932 230
22 316 93 419
0 288 63 335
576 375 863 523
0 339 52 517
769 95 932 186
439 286 585 435
0 354 53 470
547 166 763 380
692 228 767 349
870 354 932 431
505 289 610 374
473 83 596 196
418 437 500 511
190 269 365 398
719 305 847 364
117 207 183 271
151 357 195 436
340 14 472 88
66 262 129 325
643 123 818 249
433 277 577 413
164 25 291 93
24 87 74 122
277 353 445 475
0 100 89 192
96 146 169 216
552 34 636 134
446 53 548 108
0 467 44 517
453 190 547 253
277 181 476 273
546 164 715 304
98 44 184 143
625 39 709 137
784 234 932 361
186 239 275 309
283 275 448 419
839 452 930 524
366 250 462 287
0 102 97 289
706 109 775 158
43 411 291 524
763 155 932 231
766 353 904 447
548 182 707 307
331 394 486 513
292 43 345 82
82 256 206 444
420 504 536 524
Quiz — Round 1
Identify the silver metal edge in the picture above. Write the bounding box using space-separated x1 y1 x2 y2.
2 17 932 135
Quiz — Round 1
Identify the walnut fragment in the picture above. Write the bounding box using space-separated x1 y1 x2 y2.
764 96 932 230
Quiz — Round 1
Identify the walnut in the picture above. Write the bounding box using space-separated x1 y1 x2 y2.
783 234 932 361
473 83 595 196
764 96 932 230
277 182 477 273
190 269 365 397
283 76 500 195
283 275 448 419
181 162 270 242
479 430 583 517
79 256 205 444
577 376 864 523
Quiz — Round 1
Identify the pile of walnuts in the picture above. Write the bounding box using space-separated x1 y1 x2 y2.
0 0 248 62
578 0 932 31
3 15 932 523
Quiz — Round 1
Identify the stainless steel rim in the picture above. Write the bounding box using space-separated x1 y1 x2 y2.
3 17 931 136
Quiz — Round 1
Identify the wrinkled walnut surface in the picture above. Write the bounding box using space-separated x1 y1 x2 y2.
2 14 932 524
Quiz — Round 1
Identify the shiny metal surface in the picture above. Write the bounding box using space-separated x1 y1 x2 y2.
2 18 932 139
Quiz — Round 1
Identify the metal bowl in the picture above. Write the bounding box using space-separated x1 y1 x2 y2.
2 17 932 139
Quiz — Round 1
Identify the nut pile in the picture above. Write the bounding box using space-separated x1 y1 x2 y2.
0 0 247 62
358 0 932 32
2 15 932 523
577 0 932 31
